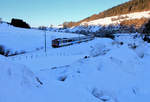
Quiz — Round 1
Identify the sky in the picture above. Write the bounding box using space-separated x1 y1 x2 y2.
0 0 129 27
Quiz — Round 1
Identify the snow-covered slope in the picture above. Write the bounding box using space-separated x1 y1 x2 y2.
51 11 150 35
81 11 150 26
36 35 150 102
0 23 81 55
1 23 150 102
0 55 45 102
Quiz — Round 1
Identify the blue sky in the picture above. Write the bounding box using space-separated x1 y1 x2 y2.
0 0 129 27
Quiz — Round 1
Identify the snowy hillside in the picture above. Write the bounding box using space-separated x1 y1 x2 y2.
1 23 150 102
81 11 150 26
50 11 150 36
0 22 82 56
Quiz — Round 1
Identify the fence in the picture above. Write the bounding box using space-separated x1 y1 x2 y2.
6 51 81 61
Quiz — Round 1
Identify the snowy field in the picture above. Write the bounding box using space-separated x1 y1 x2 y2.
1 23 150 102
0 23 82 55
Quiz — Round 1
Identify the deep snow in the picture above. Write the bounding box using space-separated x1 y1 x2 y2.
1 23 150 102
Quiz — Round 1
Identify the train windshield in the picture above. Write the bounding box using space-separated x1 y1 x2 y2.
52 40 59 45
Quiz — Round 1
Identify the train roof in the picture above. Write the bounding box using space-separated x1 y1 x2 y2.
53 35 94 41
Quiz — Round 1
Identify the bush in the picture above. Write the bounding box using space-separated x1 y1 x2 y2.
0 45 12 56
143 20 150 34
143 35 150 43
5 50 10 56
0 45 5 55
38 26 47 30
10 18 30 29
104 34 115 39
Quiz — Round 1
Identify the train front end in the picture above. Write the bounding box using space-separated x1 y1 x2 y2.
52 39 60 48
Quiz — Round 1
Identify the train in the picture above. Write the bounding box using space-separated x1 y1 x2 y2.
52 35 94 48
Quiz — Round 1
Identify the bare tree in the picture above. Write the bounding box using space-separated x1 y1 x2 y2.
50 24 53 28
63 22 69 29
38 26 47 30
0 18 2 23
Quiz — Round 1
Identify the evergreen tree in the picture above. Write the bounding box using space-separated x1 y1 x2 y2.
143 20 150 34
10 18 30 29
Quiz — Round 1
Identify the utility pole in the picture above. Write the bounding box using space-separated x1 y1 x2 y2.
79 33 80 43
44 29 47 53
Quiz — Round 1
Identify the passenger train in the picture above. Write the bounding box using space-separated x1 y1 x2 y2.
52 35 94 48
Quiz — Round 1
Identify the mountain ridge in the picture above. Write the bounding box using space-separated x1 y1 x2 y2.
63 0 150 28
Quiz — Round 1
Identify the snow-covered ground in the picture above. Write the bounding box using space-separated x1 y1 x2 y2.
51 11 150 35
81 10 150 26
0 23 82 55
1 23 150 102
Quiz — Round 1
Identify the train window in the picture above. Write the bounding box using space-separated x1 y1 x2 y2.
52 40 59 45
68 39 72 42
62 40 67 43
52 39 59 48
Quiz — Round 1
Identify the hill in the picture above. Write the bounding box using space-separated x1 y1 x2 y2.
64 0 150 27
1 19 150 102
0 22 81 56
